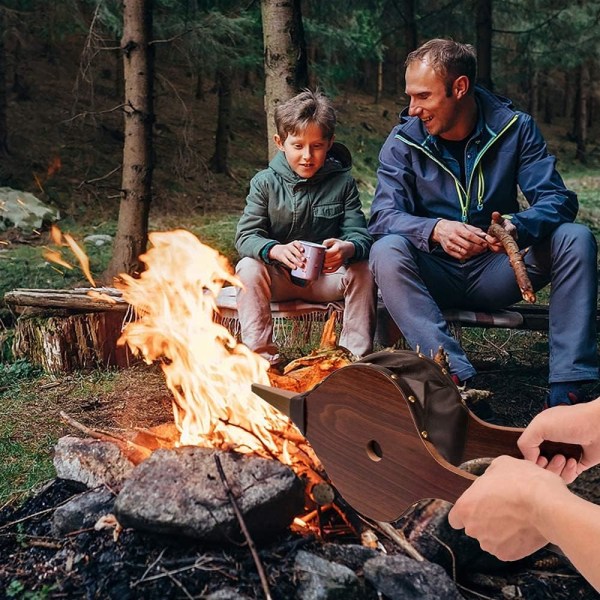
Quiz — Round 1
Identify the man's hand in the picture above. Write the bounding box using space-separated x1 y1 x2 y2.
268 241 306 270
448 455 568 561
322 238 355 273
431 219 488 259
518 400 600 483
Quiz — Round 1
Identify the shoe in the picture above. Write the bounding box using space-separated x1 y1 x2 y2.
543 383 586 410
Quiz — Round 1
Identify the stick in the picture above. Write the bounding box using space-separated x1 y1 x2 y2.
487 214 536 303
373 521 425 562
59 411 151 464
214 454 272 600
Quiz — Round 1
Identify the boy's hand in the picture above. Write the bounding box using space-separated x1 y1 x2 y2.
322 238 354 273
268 242 306 270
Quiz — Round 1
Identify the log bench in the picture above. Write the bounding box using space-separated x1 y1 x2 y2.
6 286 593 373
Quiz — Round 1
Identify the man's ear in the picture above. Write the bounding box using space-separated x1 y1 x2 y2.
454 75 470 99
274 134 285 151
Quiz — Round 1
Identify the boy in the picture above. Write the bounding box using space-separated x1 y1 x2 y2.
235 89 376 367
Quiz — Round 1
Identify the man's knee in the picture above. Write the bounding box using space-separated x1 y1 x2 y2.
552 223 597 262
369 235 415 279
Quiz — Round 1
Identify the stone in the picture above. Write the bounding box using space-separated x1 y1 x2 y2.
294 550 367 600
363 553 463 600
53 436 135 489
0 187 59 231
52 487 115 537
113 446 305 544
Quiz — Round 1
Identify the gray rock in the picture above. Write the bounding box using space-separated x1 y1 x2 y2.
53 436 135 489
294 550 365 600
204 589 252 600
363 554 463 600
0 186 59 230
113 446 304 544
321 543 379 571
52 487 115 537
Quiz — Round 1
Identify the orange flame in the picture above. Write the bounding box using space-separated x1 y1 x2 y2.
43 225 96 286
116 230 290 454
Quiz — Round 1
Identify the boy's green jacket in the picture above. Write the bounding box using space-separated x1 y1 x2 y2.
235 142 373 263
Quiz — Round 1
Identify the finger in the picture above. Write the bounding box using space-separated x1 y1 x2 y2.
560 458 579 484
545 454 567 475
447 505 464 530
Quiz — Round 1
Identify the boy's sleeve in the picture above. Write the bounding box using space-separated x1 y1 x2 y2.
338 177 373 262
235 175 279 262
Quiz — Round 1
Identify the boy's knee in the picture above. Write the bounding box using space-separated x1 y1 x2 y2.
236 257 268 282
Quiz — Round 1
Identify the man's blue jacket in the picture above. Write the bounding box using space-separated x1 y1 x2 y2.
368 85 578 252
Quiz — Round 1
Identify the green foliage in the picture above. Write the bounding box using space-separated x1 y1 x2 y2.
6 579 56 599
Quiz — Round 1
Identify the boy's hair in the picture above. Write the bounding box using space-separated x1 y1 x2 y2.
274 89 336 141
406 39 477 96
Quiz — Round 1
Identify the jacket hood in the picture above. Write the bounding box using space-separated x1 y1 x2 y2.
269 141 352 183
397 85 517 144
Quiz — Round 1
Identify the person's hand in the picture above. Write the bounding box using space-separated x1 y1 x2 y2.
431 219 488 259
518 399 600 483
484 211 518 254
448 455 567 561
268 241 306 270
322 238 354 273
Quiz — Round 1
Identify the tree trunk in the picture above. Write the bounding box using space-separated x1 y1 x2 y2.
210 67 232 175
261 0 307 160
105 0 155 280
375 59 383 104
0 8 8 155
574 62 589 163
528 68 539 119
476 0 493 91
399 0 417 98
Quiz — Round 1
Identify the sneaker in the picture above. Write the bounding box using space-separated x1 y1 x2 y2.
543 384 585 410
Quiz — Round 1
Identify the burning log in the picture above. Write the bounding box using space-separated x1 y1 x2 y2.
487 212 536 303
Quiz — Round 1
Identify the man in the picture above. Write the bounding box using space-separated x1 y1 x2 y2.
368 38 598 409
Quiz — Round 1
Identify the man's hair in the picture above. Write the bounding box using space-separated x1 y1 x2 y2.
274 89 336 141
406 39 477 96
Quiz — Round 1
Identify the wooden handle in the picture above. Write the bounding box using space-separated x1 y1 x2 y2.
539 440 582 462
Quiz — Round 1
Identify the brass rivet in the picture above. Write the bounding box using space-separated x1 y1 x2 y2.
390 374 398 380
408 395 416 403
421 430 428 439
441 368 448 375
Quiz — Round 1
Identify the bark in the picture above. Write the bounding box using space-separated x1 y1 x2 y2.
488 217 535 304
375 59 383 104
209 67 232 174
261 0 307 160
476 0 493 91
105 0 155 280
0 8 8 155
12 311 134 374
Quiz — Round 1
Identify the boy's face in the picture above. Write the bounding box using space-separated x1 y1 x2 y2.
274 122 334 179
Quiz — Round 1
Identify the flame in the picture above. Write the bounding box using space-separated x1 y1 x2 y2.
116 230 291 455
47 155 62 178
43 225 96 286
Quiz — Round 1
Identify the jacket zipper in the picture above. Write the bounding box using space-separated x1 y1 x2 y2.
395 114 519 223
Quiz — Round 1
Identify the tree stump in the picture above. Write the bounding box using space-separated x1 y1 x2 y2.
5 288 136 374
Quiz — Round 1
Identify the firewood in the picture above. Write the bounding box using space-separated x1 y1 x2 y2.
59 411 152 464
487 213 536 303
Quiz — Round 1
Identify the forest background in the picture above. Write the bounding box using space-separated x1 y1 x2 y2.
1 0 600 505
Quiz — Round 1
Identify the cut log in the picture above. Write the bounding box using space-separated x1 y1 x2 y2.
5 288 134 374
12 310 134 373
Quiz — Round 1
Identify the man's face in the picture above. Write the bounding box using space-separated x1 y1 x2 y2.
405 59 463 140
274 122 334 179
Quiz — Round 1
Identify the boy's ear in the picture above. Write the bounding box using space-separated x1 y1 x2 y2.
327 134 335 149
274 134 285 151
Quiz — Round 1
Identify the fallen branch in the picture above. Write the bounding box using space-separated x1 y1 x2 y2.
59 411 151 464
214 454 272 600
373 521 425 562
487 213 536 303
